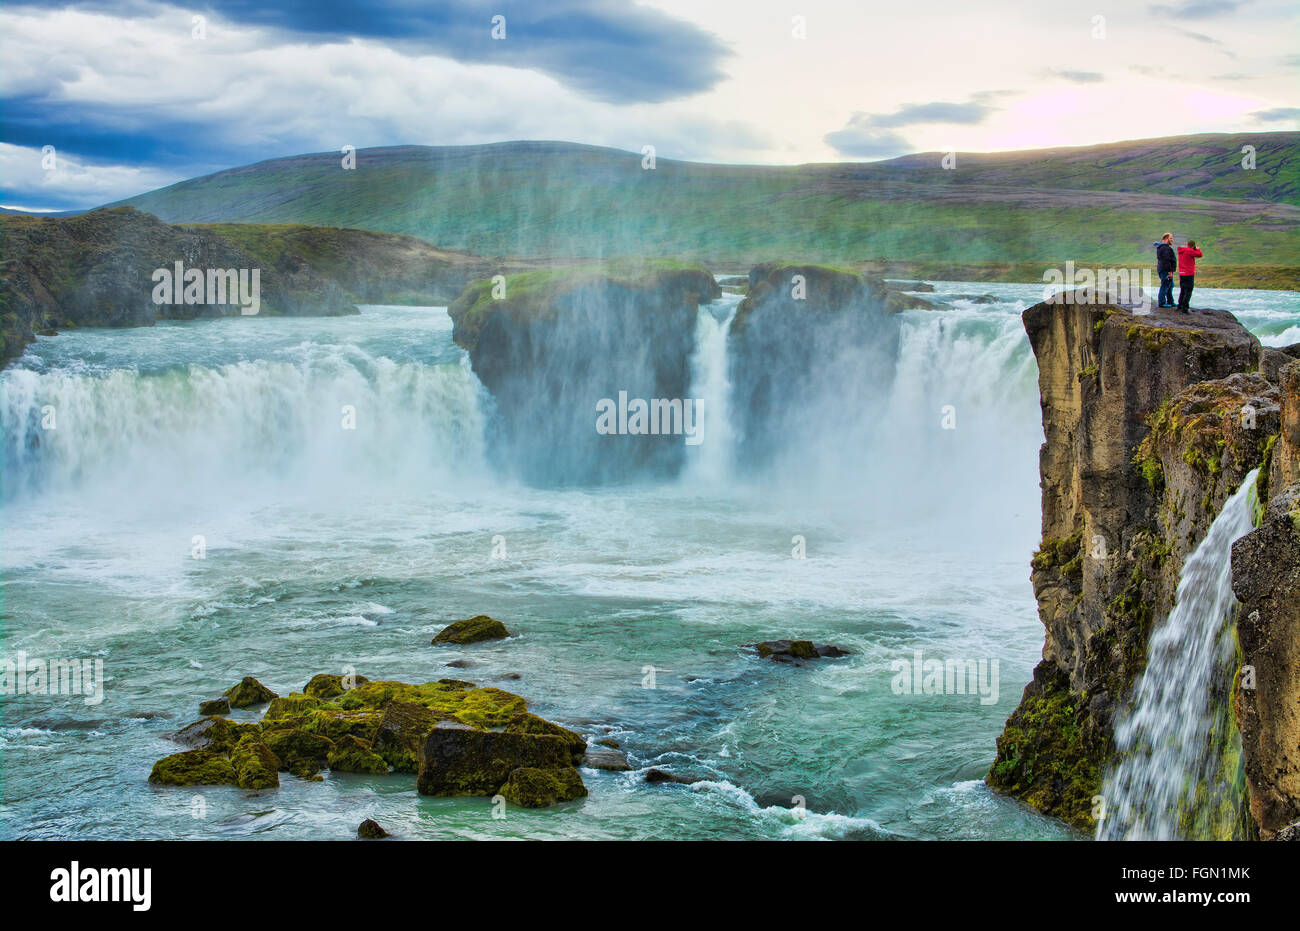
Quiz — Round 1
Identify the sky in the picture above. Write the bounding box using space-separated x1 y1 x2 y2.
2 0 1297 210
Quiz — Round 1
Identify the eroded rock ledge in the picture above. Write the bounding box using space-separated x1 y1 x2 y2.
986 292 1293 831
448 262 720 484
1231 360 1300 840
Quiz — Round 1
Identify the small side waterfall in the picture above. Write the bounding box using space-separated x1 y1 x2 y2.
1098 470 1259 840
685 293 739 483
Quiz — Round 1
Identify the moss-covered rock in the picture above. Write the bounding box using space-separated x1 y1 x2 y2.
369 701 448 774
224 676 278 708
416 724 579 798
302 672 370 700
432 615 510 645
505 712 586 763
230 735 280 790
149 671 587 808
987 664 1102 829
262 728 335 780
357 818 390 839
198 698 230 716
753 639 849 662
149 749 237 787
171 716 262 753
328 735 390 774
264 693 332 721
499 766 588 808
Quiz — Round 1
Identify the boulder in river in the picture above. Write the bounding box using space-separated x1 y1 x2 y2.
416 723 585 806
753 640 852 663
644 768 696 785
357 818 390 839
149 673 587 807
432 615 510 645
198 697 230 716
224 676 278 708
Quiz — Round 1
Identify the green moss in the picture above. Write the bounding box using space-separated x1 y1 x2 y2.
230 735 280 790
454 260 711 322
1031 530 1084 581
303 673 370 700
172 715 262 753
505 712 587 762
224 676 277 708
431 615 510 645
198 698 230 716
498 767 588 808
262 727 334 780
327 735 390 774
987 669 1101 829
265 693 333 720
149 749 237 787
1108 565 1156 635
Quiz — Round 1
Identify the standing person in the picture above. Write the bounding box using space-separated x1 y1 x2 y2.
1154 233 1176 307
1176 239 1203 312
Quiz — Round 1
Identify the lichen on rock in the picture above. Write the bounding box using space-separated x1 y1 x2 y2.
432 615 510 645
149 671 588 808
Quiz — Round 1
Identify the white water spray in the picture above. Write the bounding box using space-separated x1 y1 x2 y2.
685 293 739 484
1098 470 1258 840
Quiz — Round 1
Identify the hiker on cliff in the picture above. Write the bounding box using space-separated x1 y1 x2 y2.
1153 232 1176 307
1175 239 1203 312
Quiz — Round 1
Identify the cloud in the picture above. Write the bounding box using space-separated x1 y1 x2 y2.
822 119 912 159
868 100 997 129
1149 0 1254 17
1049 70 1105 84
0 142 183 209
823 94 1004 157
17 0 731 104
0 6 769 208
1250 107 1300 122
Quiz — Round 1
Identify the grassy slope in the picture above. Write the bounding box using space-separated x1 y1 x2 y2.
114 136 1300 272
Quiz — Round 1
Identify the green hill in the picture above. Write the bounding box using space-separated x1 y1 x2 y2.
113 135 1299 268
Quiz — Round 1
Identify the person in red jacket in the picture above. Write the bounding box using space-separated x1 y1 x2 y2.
1175 239 1203 312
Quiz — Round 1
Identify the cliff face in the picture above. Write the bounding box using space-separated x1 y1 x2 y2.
0 207 357 364
987 293 1282 829
0 208 520 367
448 264 720 484
1231 359 1300 840
728 263 899 470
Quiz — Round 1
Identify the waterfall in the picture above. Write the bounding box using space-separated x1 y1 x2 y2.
0 345 489 503
685 293 740 484
1098 470 1259 840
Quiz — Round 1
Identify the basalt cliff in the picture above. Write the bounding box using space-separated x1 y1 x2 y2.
987 290 1300 837
0 207 526 366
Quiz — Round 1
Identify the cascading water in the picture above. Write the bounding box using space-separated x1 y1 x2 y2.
685 293 740 483
1098 470 1259 840
0 309 489 503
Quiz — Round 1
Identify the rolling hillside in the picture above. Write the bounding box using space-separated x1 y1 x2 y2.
112 134 1300 268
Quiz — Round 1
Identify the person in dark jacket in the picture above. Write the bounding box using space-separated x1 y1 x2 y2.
1153 232 1176 307
1176 239 1203 312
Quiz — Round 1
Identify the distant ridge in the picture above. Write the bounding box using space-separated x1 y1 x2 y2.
111 133 1299 266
